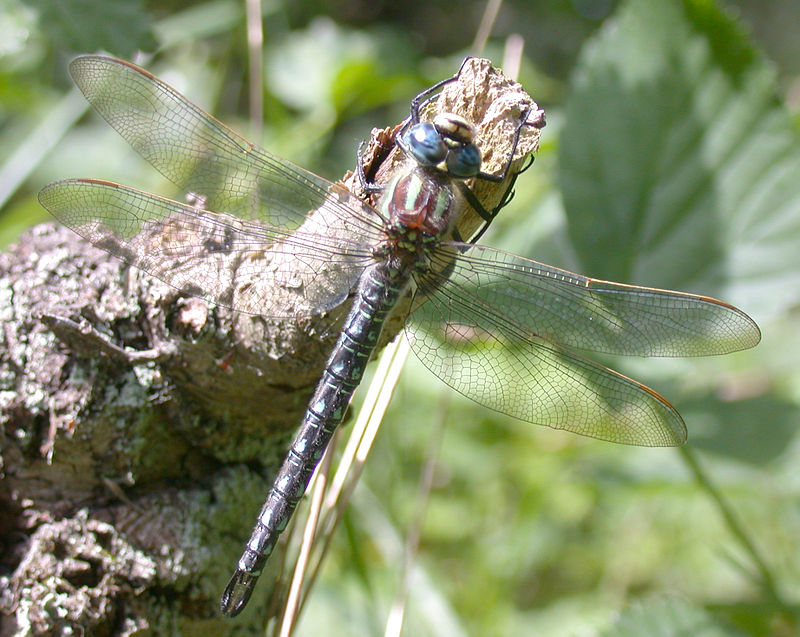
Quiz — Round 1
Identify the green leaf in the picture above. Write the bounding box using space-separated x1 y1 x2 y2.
266 17 377 113
266 18 418 118
601 597 747 637
29 0 157 56
559 0 800 319
682 392 798 465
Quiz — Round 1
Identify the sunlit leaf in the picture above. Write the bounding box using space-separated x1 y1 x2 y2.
560 0 800 320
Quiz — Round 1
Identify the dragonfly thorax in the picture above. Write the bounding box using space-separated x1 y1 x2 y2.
380 167 459 240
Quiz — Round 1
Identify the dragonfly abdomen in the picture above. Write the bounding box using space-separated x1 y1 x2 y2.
221 258 413 616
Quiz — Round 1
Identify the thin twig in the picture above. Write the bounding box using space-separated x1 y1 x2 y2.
472 0 504 55
502 33 525 79
297 336 411 620
278 433 336 637
245 0 263 139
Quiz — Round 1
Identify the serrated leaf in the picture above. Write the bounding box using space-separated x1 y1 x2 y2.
29 0 157 56
559 0 800 319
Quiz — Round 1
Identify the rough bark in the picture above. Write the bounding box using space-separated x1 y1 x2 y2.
0 58 542 635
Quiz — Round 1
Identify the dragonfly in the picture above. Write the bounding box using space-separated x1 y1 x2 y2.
38 55 760 617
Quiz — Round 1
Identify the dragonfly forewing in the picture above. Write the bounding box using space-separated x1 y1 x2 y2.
421 243 761 357
68 55 387 236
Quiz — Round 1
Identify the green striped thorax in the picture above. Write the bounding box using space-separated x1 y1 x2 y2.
381 112 482 242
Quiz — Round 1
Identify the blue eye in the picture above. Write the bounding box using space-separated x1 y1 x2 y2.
404 122 446 166
446 143 481 178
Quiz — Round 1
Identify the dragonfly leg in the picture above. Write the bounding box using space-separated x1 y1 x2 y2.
356 139 390 195
461 152 537 245
475 103 544 183
407 56 476 123
394 57 479 150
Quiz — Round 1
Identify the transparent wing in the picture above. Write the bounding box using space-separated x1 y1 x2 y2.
68 54 386 234
419 244 760 357
406 283 687 447
39 179 377 316
405 244 759 446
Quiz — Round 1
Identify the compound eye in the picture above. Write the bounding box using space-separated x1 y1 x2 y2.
404 122 446 166
446 142 481 178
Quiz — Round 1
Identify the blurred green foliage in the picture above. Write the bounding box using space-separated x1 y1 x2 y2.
1 0 798 635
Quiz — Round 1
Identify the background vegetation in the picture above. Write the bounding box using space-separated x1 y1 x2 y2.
1 0 798 634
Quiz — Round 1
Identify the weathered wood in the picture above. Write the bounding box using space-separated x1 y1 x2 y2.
0 58 541 634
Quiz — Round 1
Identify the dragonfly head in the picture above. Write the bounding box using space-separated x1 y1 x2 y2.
402 113 482 179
